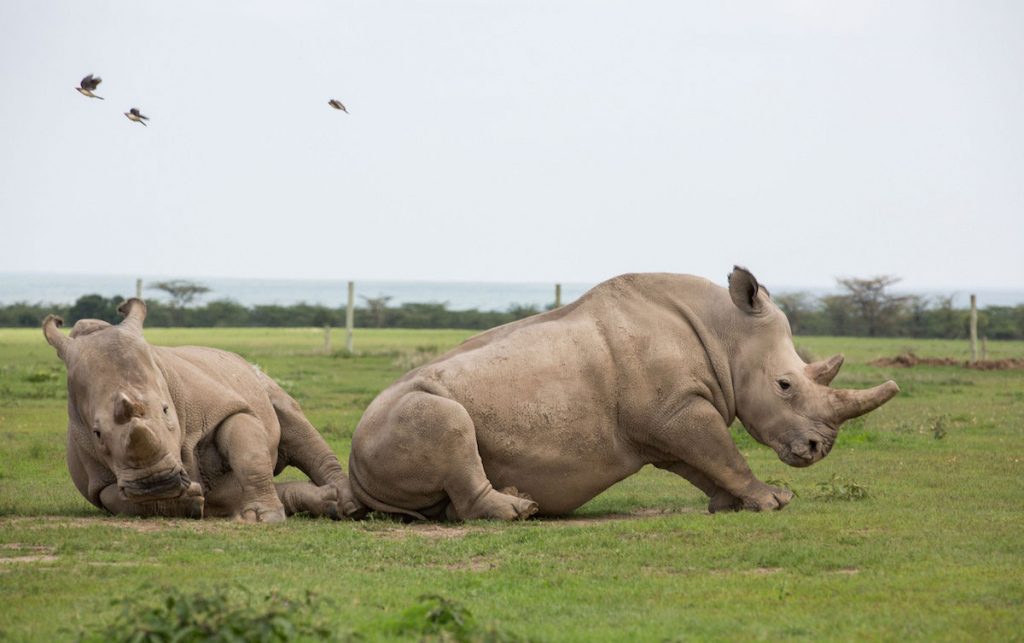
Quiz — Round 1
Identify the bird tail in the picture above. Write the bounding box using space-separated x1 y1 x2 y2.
95 95 104 100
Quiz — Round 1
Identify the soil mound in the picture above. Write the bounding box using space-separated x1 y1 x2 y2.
870 352 1024 370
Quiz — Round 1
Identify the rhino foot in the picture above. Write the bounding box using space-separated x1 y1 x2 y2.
740 483 794 512
239 503 287 524
182 482 205 519
498 487 538 520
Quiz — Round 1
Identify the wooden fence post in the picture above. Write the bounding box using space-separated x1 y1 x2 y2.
135 278 142 300
969 294 978 363
555 283 562 308
346 281 355 353
323 324 332 354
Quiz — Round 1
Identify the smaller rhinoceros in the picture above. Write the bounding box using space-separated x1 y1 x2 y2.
43 298 362 523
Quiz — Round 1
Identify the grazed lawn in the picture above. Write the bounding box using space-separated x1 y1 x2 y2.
1 328 1022 640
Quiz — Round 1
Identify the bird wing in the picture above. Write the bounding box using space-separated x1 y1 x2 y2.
129 108 140 116
80 74 93 89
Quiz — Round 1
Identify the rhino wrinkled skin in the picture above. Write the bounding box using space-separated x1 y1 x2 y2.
43 299 362 522
349 268 899 520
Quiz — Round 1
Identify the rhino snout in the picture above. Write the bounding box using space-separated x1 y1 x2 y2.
119 467 192 502
779 434 833 468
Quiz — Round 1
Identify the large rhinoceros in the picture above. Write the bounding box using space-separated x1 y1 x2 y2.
349 268 899 520
43 298 362 522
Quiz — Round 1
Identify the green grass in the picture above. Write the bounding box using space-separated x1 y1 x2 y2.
1 328 1023 640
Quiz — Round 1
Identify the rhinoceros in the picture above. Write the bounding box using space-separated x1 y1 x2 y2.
348 268 899 520
43 298 362 522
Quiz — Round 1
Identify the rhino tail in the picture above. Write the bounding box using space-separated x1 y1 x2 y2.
347 456 429 521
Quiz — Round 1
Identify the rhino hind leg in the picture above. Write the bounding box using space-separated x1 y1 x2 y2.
354 391 538 521
275 481 341 519
262 372 364 518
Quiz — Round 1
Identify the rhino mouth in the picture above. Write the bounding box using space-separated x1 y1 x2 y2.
119 468 192 501
777 431 835 468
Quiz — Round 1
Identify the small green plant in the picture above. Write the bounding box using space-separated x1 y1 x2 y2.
764 478 799 497
930 414 948 440
814 474 868 502
387 594 523 642
24 369 59 383
75 585 338 642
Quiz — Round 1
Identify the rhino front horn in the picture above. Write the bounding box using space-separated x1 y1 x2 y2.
125 424 161 464
829 380 900 423
805 354 844 385
42 314 70 360
117 298 148 331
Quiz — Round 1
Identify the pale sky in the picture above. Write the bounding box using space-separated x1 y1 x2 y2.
1 1 1022 290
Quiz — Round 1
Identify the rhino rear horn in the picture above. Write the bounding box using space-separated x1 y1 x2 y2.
42 315 70 360
805 354 844 385
117 298 147 331
829 381 900 423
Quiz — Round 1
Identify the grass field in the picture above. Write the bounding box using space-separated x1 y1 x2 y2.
1 327 1022 640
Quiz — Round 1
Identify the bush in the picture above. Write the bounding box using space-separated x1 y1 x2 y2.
75 585 338 642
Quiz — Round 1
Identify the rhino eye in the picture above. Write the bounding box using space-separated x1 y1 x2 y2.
93 430 101 440
162 404 169 415
778 379 792 391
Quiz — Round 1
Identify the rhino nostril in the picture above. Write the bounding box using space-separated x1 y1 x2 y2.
808 440 819 454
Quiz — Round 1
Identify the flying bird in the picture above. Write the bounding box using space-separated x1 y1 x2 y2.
328 99 348 113
124 108 149 126
76 74 104 99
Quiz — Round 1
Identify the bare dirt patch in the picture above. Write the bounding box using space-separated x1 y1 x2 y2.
541 506 703 527
832 567 860 575
443 556 496 572
870 352 1024 370
0 543 58 565
0 515 256 534
367 523 481 540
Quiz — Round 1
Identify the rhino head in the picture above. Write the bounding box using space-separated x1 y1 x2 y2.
44 299 192 501
726 267 899 468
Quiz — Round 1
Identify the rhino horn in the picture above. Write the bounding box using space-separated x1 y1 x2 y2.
125 423 160 464
829 380 900 423
805 354 844 385
42 315 70 360
117 298 147 331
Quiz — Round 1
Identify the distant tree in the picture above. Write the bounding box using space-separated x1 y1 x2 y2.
836 275 910 337
69 294 125 324
821 295 858 336
773 292 816 335
507 304 540 320
360 295 393 328
151 280 211 308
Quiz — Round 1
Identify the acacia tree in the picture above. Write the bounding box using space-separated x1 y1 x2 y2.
151 280 211 325
151 280 211 308
835 275 909 337
360 294 393 328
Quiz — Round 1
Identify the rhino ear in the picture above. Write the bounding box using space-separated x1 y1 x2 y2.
728 266 764 315
117 298 147 331
43 315 70 360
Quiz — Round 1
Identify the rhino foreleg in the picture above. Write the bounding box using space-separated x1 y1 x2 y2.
652 403 793 512
215 413 286 523
654 462 742 513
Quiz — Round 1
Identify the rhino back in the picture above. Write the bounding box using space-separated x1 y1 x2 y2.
151 345 278 437
388 274 730 510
